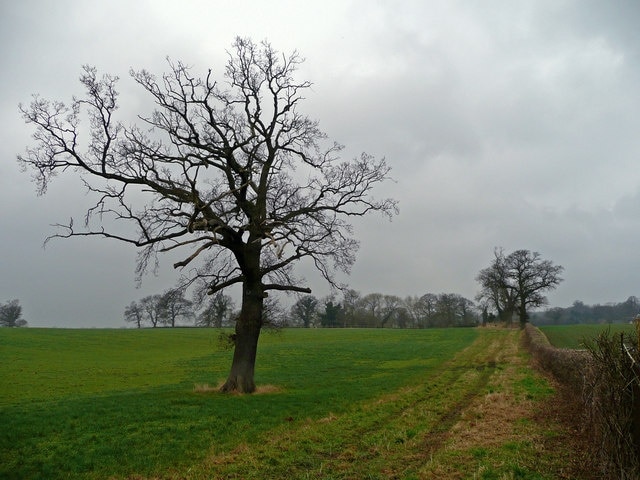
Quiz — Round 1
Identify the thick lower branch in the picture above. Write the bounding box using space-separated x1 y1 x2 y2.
173 240 218 268
208 275 245 295
263 283 312 294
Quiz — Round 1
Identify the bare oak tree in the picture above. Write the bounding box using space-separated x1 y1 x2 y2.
508 249 564 325
158 288 194 327
476 248 563 327
140 295 164 328
290 295 319 328
0 300 27 327
124 301 145 328
197 292 235 328
476 248 518 324
18 38 397 392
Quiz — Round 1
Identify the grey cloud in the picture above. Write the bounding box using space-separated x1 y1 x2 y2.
2 0 640 326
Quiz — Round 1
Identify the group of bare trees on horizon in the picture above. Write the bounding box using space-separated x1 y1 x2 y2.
124 290 235 329
123 247 565 330
123 289 480 329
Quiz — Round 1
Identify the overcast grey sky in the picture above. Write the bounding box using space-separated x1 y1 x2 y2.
2 0 640 327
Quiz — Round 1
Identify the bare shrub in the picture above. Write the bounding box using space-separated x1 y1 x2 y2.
524 323 640 478
583 329 640 479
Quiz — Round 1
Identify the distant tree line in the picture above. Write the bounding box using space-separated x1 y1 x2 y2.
532 296 640 326
124 289 479 329
125 248 571 329
289 291 478 328
286 248 563 329
125 290 235 328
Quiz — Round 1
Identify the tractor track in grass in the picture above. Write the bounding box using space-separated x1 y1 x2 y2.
142 328 594 479
155 329 511 480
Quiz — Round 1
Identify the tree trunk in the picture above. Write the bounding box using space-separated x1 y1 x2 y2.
518 302 528 328
221 281 264 394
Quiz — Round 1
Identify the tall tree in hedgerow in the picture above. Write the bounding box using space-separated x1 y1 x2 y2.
476 248 563 327
18 38 397 393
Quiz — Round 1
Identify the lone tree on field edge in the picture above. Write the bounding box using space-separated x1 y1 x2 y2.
476 248 563 327
18 38 397 393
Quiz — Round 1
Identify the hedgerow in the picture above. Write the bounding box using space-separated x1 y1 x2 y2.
524 323 640 478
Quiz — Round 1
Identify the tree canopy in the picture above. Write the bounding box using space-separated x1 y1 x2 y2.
19 38 397 392
476 248 563 326
0 300 27 327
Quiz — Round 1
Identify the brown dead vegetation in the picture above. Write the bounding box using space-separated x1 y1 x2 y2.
523 323 640 479
450 334 532 450
193 382 282 395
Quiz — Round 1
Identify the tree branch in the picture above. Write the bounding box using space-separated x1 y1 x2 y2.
263 283 312 294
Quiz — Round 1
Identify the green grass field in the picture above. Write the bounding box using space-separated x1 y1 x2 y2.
0 327 591 479
539 323 635 349
1 328 477 479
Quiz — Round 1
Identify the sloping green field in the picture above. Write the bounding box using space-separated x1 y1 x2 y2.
0 327 592 479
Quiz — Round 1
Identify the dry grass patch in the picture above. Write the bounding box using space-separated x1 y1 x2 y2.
421 329 601 479
451 390 535 450
193 382 283 395
449 335 535 450
317 412 338 423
